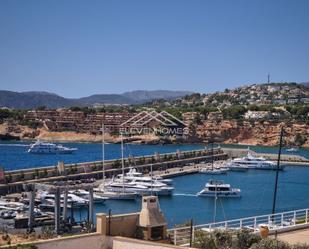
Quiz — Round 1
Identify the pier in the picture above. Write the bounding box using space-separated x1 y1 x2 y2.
0 148 228 195
222 147 309 165
1 147 309 195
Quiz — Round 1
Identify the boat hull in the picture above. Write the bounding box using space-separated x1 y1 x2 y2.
197 191 241 198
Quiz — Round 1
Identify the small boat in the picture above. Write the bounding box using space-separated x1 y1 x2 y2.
199 167 229 175
0 210 17 219
197 180 241 198
28 141 77 154
69 189 108 203
199 161 229 175
38 191 88 209
0 200 27 211
286 147 299 152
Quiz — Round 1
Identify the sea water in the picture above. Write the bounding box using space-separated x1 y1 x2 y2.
0 141 309 227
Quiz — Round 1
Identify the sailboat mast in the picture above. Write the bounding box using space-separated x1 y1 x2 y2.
121 133 125 193
102 123 105 189
211 142 214 171
272 126 284 215
213 182 217 223
151 163 153 196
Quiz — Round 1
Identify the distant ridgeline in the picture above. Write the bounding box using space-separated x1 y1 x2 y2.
0 83 309 146
0 90 192 109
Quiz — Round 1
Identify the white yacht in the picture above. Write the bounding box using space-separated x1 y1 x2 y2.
118 168 173 186
199 165 229 175
115 167 174 196
0 200 27 211
94 187 138 200
38 191 87 209
69 189 108 203
95 128 138 201
228 164 249 171
105 179 174 196
228 152 283 170
197 180 241 198
28 141 77 154
119 168 173 185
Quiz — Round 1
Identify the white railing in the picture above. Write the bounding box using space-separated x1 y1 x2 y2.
168 208 309 246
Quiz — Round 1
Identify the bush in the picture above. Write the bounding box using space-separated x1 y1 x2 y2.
292 244 309 249
193 230 233 249
193 230 217 249
7 245 37 249
249 238 290 249
192 229 309 249
234 229 261 249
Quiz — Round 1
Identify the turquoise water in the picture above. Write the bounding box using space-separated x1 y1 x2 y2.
0 141 308 171
0 142 206 170
72 165 309 227
0 141 309 227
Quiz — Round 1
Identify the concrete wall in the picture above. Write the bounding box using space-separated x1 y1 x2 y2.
222 148 251 158
33 233 112 249
106 213 140 237
2 234 190 249
112 237 190 249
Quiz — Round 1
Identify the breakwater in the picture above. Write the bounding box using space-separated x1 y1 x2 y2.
2 146 309 195
0 148 227 194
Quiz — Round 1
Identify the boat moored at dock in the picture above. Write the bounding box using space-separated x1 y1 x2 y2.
228 152 284 170
199 166 229 175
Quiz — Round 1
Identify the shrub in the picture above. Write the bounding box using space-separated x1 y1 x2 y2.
292 244 309 249
234 229 261 249
7 245 37 249
249 238 290 249
192 229 306 249
193 230 233 249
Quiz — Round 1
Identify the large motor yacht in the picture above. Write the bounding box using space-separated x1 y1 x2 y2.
28 141 77 154
114 168 174 195
228 152 283 170
118 168 173 185
197 180 241 198
106 179 174 196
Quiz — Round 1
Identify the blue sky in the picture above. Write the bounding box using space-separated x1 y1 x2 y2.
0 0 308 97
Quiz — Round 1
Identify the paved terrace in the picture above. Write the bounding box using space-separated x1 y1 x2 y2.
277 228 309 245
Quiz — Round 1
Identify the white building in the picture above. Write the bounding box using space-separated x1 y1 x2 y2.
244 111 271 120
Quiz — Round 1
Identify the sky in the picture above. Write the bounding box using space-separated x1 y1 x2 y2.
0 0 308 98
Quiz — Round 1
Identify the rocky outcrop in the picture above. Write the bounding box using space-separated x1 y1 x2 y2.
1 120 309 147
196 120 309 147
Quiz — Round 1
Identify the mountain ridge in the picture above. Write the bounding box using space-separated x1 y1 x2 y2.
0 90 192 109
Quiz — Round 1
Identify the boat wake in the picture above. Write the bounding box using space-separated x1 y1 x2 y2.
0 144 29 147
173 193 197 197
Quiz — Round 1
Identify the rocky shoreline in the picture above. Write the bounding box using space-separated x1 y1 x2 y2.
1 121 309 147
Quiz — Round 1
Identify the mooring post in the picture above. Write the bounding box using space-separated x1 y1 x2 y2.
189 218 193 247
28 190 35 232
54 187 61 234
63 188 68 223
108 209 112 236
88 188 94 229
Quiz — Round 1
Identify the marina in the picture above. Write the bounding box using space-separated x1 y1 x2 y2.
0 141 309 232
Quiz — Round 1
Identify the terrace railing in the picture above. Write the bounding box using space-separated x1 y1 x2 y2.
168 208 309 246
